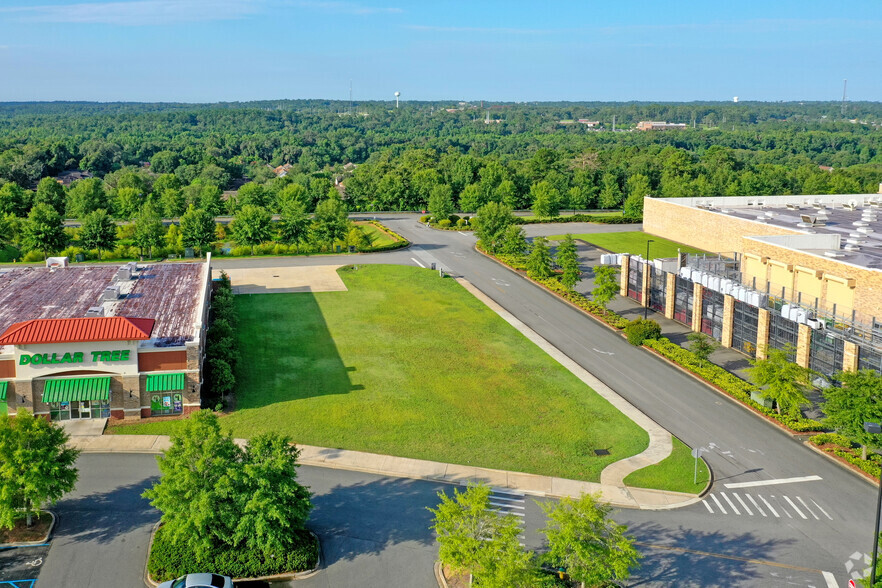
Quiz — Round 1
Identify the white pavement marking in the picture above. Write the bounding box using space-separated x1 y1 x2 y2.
710 493 727 514
411 257 425 268
746 494 766 516
783 496 808 519
797 496 819 520
821 570 839 588
703 500 714 513
770 495 792 518
490 487 525 497
720 492 740 515
811 498 834 520
723 475 822 489
733 493 753 516
758 494 780 517
490 501 524 509
458 231 469 236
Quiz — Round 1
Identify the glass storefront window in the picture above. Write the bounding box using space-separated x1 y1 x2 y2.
151 392 183 416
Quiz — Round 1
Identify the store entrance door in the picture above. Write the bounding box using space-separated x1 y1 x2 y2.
79 401 91 419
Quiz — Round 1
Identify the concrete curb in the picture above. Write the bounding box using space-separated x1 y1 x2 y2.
143 523 322 587
434 561 450 588
0 510 56 548
803 440 879 487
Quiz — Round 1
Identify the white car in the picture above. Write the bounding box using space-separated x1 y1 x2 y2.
157 573 234 588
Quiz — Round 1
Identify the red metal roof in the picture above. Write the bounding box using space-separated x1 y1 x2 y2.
0 317 155 345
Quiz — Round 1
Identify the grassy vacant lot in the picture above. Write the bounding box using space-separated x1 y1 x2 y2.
546 231 708 259
355 221 398 248
113 264 650 481
623 437 709 493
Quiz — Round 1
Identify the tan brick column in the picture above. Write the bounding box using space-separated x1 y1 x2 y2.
121 375 141 419
796 324 812 369
843 341 859 372
619 255 630 297
691 282 703 332
756 308 771 360
665 273 676 319
721 295 735 348
642 265 651 308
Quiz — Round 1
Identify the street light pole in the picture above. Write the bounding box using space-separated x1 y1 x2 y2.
644 239 654 320
865 421 882 587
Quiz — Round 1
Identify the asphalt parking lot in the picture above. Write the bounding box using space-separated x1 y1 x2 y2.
0 543 50 588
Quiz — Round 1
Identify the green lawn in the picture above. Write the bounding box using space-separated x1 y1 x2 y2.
356 221 398 247
112 264 651 482
622 437 710 493
545 231 708 259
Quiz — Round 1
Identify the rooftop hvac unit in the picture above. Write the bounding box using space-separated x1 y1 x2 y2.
103 284 121 301
116 263 135 280
46 256 68 268
806 318 825 330
85 306 105 317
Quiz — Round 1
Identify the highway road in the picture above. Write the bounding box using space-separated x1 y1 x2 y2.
219 213 876 586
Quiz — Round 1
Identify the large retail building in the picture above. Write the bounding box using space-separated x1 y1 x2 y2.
0 257 211 420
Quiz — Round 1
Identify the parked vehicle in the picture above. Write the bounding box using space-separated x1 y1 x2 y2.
157 573 233 588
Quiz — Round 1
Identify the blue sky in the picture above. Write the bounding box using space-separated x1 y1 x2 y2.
0 0 879 103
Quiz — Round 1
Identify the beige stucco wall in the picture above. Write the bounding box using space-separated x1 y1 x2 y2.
13 340 140 379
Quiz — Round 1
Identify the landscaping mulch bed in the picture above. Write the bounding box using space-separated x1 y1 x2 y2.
0 512 53 544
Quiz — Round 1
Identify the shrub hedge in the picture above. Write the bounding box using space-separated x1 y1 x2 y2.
624 318 662 346
809 433 882 478
148 525 319 582
515 213 642 225
643 337 824 433
364 221 410 252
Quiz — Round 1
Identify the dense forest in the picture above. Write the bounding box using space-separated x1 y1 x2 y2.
0 99 881 261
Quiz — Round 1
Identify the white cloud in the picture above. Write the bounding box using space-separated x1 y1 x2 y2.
290 1 401 15
0 0 261 26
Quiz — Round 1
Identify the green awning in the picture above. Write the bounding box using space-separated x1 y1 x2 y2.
146 373 185 392
0 381 7 401
43 377 110 403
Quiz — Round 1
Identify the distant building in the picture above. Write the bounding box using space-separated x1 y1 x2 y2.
636 121 688 131
578 120 600 127
54 170 93 187
819 165 834 173
273 163 293 178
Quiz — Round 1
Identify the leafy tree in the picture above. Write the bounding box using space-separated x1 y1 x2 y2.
592 265 620 309
79 209 117 258
34 177 66 215
150 150 180 174
687 332 719 367
458 183 484 213
143 410 242 554
0 182 29 217
530 180 560 218
624 174 652 218
277 199 312 245
179 205 216 255
540 493 640 588
231 204 272 255
526 236 553 279
232 433 313 555
499 224 528 257
66 178 109 219
165 223 183 252
152 173 182 197
22 203 67 259
277 183 310 209
199 163 231 188
823 370 882 459
0 409 79 528
473 202 515 252
428 484 533 587
495 179 519 209
428 184 454 222
747 347 814 417
312 198 350 245
114 187 143 220
233 182 270 210
556 234 581 288
160 188 186 218
598 174 623 209
133 203 165 258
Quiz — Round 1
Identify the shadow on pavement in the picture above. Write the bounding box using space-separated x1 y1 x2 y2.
52 477 160 545
308 476 441 565
627 521 797 587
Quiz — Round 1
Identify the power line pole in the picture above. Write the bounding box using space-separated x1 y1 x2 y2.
842 79 848 116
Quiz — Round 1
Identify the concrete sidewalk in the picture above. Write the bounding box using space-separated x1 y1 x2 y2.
69 434 702 510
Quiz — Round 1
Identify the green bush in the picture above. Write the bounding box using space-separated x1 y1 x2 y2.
22 250 44 262
643 337 825 432
148 526 319 582
624 318 662 346
448 214 461 224
230 246 251 256
438 219 452 228
809 432 853 447
456 218 468 228
515 213 642 225
419 214 431 223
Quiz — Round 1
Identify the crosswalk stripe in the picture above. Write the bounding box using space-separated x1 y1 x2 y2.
486 508 525 517
711 493 727 514
783 496 808 519
746 494 766 517
758 494 780 518
489 501 524 509
488 495 524 504
811 498 834 520
489 488 525 497
720 492 740 515
733 493 753 516
770 495 792 518
703 500 714 513
797 496 819 520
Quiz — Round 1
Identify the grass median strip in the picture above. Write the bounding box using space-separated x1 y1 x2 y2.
623 437 710 493
545 230 707 258
113 264 650 482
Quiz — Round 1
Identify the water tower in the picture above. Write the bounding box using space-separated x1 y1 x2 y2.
394 91 400 108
